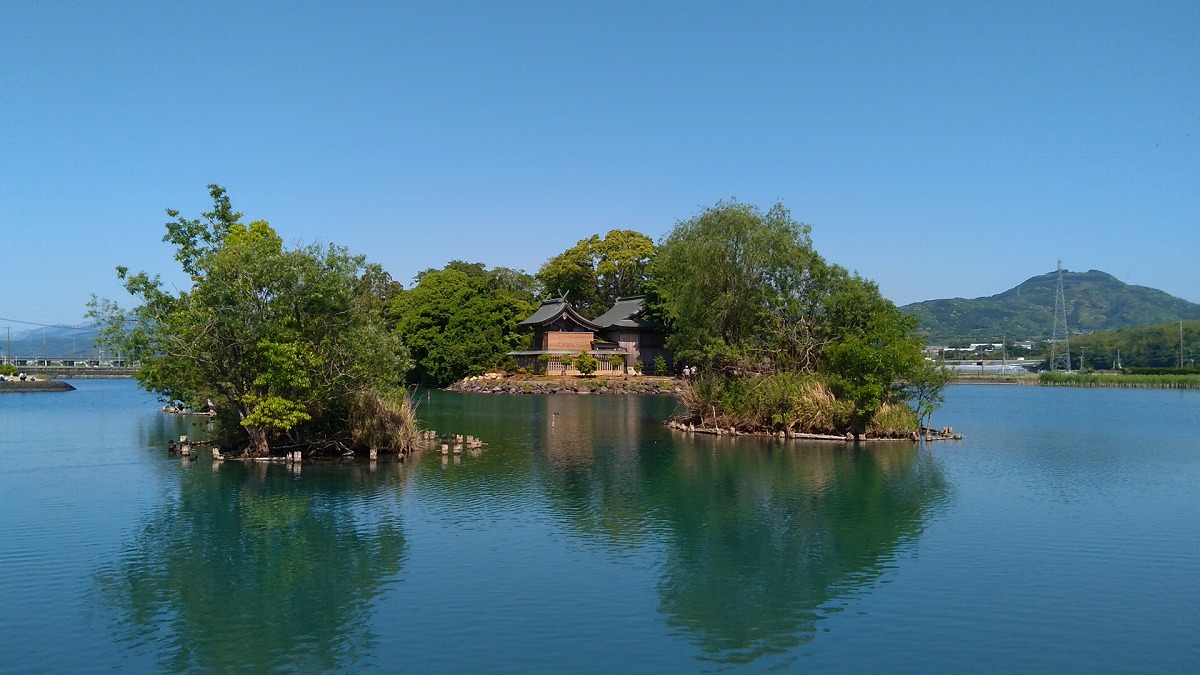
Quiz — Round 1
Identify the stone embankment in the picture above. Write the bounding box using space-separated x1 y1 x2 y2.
447 373 680 396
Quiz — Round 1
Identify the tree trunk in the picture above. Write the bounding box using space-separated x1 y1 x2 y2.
246 425 270 457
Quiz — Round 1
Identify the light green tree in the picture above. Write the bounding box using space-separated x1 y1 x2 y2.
647 200 833 373
536 229 654 317
89 186 414 456
574 351 599 377
648 199 943 433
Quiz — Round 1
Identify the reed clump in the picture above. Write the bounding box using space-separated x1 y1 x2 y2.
348 388 421 452
680 372 881 434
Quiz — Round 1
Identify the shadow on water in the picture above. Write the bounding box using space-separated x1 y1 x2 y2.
423 391 950 666
95 456 410 672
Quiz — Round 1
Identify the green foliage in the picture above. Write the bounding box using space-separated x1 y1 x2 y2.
536 229 654 317
390 261 537 386
648 200 839 373
681 372 852 433
822 299 925 433
608 354 625 370
649 199 940 433
632 359 644 375
903 361 954 428
574 351 599 376
653 354 668 376
347 388 421 450
1038 371 1200 389
902 270 1200 342
88 185 414 456
866 403 919 436
1068 320 1200 370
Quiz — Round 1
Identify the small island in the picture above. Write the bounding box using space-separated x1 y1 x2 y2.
0 377 75 393
90 187 953 458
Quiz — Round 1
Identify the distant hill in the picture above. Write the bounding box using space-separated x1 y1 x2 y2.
2 324 102 360
902 269 1200 342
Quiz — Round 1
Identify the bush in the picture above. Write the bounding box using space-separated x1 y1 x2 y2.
0 364 17 376
609 354 625 371
575 351 598 377
632 360 643 375
653 354 668 376
536 354 550 375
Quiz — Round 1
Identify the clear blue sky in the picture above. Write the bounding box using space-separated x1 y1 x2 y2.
2 1 1197 327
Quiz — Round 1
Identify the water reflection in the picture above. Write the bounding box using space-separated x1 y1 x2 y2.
96 459 409 671
654 441 947 663
531 398 949 664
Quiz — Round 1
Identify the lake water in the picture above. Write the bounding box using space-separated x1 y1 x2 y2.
0 380 1196 672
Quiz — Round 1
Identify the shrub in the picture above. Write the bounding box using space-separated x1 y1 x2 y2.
653 354 668 376
575 351 598 377
632 360 643 375
609 354 625 371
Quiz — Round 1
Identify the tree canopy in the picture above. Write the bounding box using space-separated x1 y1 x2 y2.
90 185 415 456
389 261 537 386
535 229 654 318
648 200 937 433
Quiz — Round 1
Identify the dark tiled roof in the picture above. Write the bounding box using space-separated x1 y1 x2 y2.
518 298 601 330
593 295 654 329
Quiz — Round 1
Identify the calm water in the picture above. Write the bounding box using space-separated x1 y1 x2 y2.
0 380 1196 672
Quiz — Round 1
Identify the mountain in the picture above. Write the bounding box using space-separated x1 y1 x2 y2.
902 269 1200 342
1 324 102 360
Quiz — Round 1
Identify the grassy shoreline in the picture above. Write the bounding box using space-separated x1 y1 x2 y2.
1037 372 1200 389
949 372 1200 389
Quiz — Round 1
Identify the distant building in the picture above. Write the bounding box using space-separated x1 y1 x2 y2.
509 295 669 374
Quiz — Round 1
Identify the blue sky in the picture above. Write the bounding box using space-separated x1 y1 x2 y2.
2 1 1197 327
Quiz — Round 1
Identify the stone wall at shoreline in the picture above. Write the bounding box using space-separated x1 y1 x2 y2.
446 374 681 396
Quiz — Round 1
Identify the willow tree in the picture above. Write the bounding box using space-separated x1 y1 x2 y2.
90 185 415 456
648 200 940 434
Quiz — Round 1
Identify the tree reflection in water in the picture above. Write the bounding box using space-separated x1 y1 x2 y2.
535 396 949 664
96 460 409 672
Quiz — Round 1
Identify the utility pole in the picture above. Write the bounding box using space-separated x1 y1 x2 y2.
1050 260 1072 372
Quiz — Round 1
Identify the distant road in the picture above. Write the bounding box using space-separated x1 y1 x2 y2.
14 366 137 378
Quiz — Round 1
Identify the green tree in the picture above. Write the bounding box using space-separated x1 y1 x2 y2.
649 199 942 433
574 351 598 377
390 261 537 386
89 186 414 456
536 229 654 317
648 200 833 373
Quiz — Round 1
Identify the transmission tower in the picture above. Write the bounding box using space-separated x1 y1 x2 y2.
1049 259 1072 372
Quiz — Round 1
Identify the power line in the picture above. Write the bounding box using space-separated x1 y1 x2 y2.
0 316 96 331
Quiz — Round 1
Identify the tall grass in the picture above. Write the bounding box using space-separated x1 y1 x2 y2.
1038 372 1200 389
678 372 919 434
348 388 421 451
